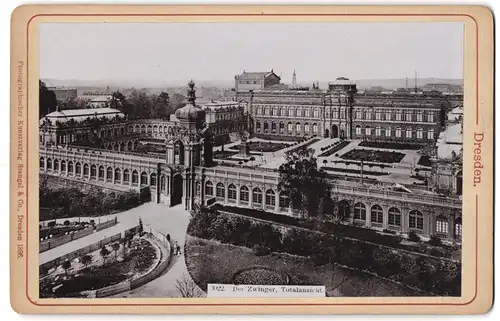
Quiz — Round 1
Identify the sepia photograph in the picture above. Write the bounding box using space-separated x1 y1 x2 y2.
35 21 466 300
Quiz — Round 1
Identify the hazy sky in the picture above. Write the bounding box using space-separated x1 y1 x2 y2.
40 22 463 86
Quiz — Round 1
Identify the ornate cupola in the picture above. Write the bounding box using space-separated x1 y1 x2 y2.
175 80 206 130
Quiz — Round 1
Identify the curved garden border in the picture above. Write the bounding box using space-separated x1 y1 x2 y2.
232 265 290 285
45 233 172 298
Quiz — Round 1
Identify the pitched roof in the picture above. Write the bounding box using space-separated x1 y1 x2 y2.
42 108 124 124
237 71 280 80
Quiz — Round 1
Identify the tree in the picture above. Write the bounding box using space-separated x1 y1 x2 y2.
111 242 121 259
110 91 126 109
62 260 71 277
176 273 203 298
151 91 171 119
278 147 331 218
39 80 57 118
81 254 92 269
100 246 110 266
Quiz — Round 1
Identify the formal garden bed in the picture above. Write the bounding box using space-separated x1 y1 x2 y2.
254 134 303 142
188 207 461 296
417 155 432 167
285 138 321 155
323 167 390 176
340 149 405 164
40 220 94 239
318 140 351 157
40 237 158 298
185 236 426 297
358 141 424 150
231 141 291 153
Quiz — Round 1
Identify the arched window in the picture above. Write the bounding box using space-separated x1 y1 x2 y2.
455 217 462 239
153 125 158 133
365 126 371 136
147 125 152 133
371 205 384 224
396 110 402 121
355 125 362 136
252 187 262 204
436 215 449 235
406 127 413 139
409 210 424 230
150 173 157 186
416 112 423 122
140 172 148 186
205 181 214 196
216 183 225 198
375 126 381 136
287 123 293 132
395 127 402 138
313 123 318 134
263 122 269 133
47 158 53 170
405 111 413 122
99 166 104 179
240 186 249 202
296 122 301 133
265 189 276 207
271 122 277 133
132 170 139 184
107 167 113 182
54 159 59 172
61 160 66 172
385 126 391 137
68 161 74 174
356 109 362 119
279 193 289 208
83 164 89 177
353 202 366 220
228 184 237 201
115 168 121 183
279 122 285 133
123 169 130 183
39 157 45 169
376 110 381 120
75 162 82 176
417 127 423 139
304 123 309 133
365 110 371 120
427 112 434 122
385 110 392 121
90 165 97 178
427 129 434 140
388 207 401 226
314 108 319 118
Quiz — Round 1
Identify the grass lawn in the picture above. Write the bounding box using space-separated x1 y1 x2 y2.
232 141 290 153
185 236 425 297
340 149 405 164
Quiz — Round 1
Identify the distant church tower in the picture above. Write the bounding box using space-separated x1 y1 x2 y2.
292 69 297 88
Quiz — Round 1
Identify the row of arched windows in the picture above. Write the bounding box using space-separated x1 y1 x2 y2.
255 121 319 134
354 125 435 140
255 106 322 118
352 202 462 237
204 181 289 208
131 124 172 135
354 109 435 123
39 157 164 190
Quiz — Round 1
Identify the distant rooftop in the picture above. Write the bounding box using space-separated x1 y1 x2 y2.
41 108 124 124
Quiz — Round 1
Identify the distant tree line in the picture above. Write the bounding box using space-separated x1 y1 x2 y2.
39 79 186 120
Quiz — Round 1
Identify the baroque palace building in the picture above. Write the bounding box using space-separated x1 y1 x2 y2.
39 79 462 242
